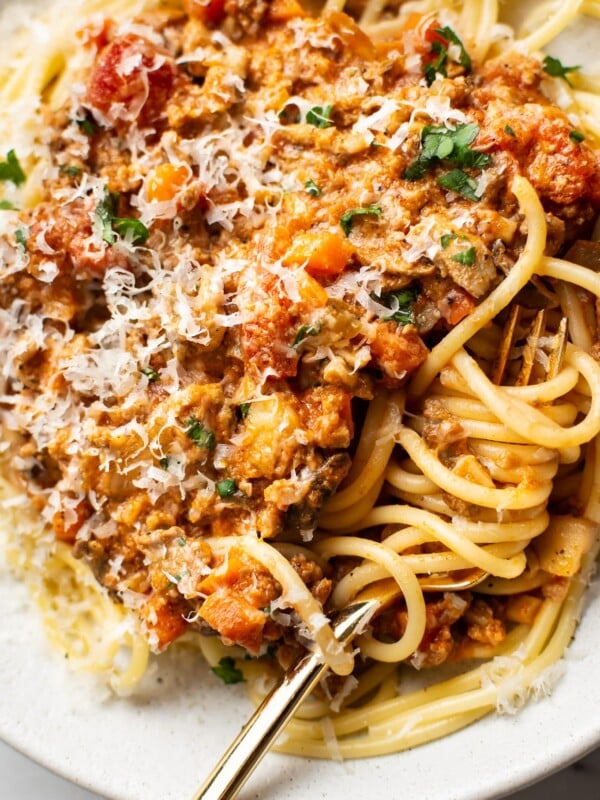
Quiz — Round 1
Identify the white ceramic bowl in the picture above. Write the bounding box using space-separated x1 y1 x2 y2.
2 3 600 799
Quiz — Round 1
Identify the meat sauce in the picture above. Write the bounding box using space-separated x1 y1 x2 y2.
1 1 599 667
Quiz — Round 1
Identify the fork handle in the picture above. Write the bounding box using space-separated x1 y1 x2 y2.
191 598 380 800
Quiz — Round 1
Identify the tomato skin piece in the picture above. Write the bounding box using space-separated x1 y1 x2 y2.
86 34 177 127
183 0 226 26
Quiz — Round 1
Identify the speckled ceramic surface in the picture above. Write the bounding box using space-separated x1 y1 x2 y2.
2 4 600 800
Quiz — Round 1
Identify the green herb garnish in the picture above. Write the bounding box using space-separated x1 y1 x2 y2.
113 217 150 246
0 200 16 210
438 169 481 201
76 116 98 137
441 233 458 249
141 365 160 382
159 457 170 470
95 189 149 246
15 228 27 251
381 287 417 326
185 415 216 449
211 657 245 685
0 150 26 186
451 246 476 266
239 403 250 419
60 165 83 178
424 26 471 86
404 123 492 182
293 323 321 347
305 179 322 197
504 125 516 137
569 130 585 144
176 537 186 546
542 55 579 84
305 104 334 129
340 203 382 237
216 479 237 498
95 190 119 245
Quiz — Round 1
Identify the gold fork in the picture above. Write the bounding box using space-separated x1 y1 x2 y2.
192 307 569 800
191 571 487 800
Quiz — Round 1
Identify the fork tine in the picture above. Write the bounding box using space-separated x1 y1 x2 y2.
546 316 569 380
491 304 522 385
515 308 546 386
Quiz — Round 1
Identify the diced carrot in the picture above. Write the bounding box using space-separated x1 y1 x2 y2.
199 592 266 653
296 269 329 309
267 0 305 22
147 163 189 202
183 0 226 25
283 231 354 279
198 547 249 594
141 595 188 650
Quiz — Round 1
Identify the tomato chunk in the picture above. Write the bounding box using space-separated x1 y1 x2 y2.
369 322 428 383
86 34 177 127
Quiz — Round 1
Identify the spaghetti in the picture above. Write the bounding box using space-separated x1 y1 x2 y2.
1 0 600 758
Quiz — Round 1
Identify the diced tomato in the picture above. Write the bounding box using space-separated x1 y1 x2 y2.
437 287 475 326
183 0 226 26
241 271 298 379
86 34 177 127
369 322 428 383
398 13 444 55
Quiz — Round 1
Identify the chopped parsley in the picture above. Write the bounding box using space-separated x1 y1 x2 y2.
404 123 492 183
293 323 321 347
185 415 216 449
112 217 150 246
438 169 481 202
504 125 516 137
424 26 471 86
569 130 585 144
216 478 237 498
141 365 160 382
95 190 150 246
306 104 334 128
441 233 458 249
381 287 417 326
0 200 16 210
176 537 186 547
0 150 26 186
305 179 322 197
159 457 170 470
542 55 579 84
211 656 245 685
59 165 83 178
95 191 119 244
451 246 476 266
15 229 28 251
340 203 383 236
76 115 98 137
239 402 250 419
